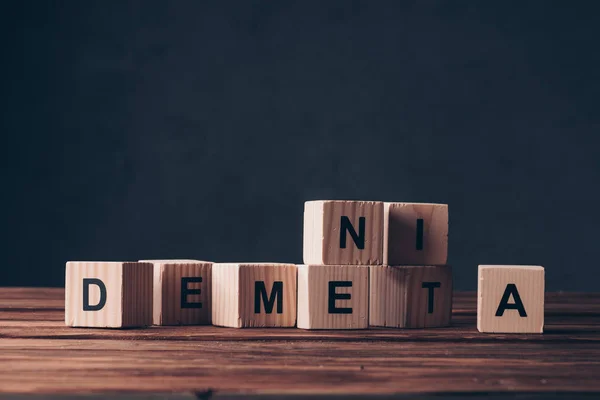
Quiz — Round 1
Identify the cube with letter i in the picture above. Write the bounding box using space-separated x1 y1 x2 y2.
141 260 213 326
477 265 545 333
383 202 448 265
303 200 383 265
212 263 297 328
65 261 153 328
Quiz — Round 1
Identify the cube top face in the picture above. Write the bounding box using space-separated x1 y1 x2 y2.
140 259 209 265
383 202 448 266
303 200 383 266
477 265 545 333
369 265 453 328
152 261 213 326
65 261 153 328
297 264 369 330
212 263 297 328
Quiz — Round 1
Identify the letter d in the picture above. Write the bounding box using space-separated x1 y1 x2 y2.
83 278 107 311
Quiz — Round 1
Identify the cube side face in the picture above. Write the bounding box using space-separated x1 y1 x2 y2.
303 201 325 264
121 262 153 327
296 265 310 328
385 203 448 265
153 264 164 325
318 201 383 265
155 262 212 326
404 265 453 328
211 264 241 328
478 265 545 333
65 262 124 328
369 266 408 328
238 264 297 327
298 265 369 330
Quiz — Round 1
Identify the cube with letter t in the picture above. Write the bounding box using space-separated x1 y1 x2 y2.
370 265 453 328
212 263 297 328
297 264 369 329
304 200 383 265
65 261 153 328
477 265 545 333
141 260 213 326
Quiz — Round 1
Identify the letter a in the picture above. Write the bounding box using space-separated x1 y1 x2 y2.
495 283 527 317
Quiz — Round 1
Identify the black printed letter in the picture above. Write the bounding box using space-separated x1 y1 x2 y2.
181 277 202 309
495 284 527 317
416 218 424 250
255 281 283 314
328 281 352 314
83 278 106 311
422 282 440 313
340 216 365 249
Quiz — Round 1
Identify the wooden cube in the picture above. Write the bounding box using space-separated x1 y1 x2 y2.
141 260 212 326
477 265 544 333
297 264 369 330
303 200 383 265
383 202 448 265
369 265 452 328
65 261 153 328
212 263 297 328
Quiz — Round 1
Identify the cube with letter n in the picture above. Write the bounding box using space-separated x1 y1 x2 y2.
303 200 383 265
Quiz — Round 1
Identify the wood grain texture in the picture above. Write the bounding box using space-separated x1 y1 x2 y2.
0 288 599 395
303 200 383 265
65 262 152 328
383 202 448 265
297 264 369 329
369 265 452 328
478 265 545 333
212 263 297 328
141 260 212 326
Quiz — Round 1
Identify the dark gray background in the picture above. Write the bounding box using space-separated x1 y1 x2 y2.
1 1 599 290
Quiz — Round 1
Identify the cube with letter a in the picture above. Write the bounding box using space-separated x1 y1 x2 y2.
303 200 383 265
65 261 153 328
477 265 545 333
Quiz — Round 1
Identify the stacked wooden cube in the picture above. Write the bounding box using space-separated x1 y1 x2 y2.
65 200 544 333
299 200 451 329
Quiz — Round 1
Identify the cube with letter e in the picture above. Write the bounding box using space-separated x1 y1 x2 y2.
141 260 213 326
297 264 369 329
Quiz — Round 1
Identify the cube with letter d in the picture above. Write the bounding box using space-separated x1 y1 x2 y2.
303 200 383 265
65 261 153 328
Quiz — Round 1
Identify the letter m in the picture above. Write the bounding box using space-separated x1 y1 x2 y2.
254 281 283 314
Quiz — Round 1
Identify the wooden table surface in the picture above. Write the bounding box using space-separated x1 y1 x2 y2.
0 288 599 398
